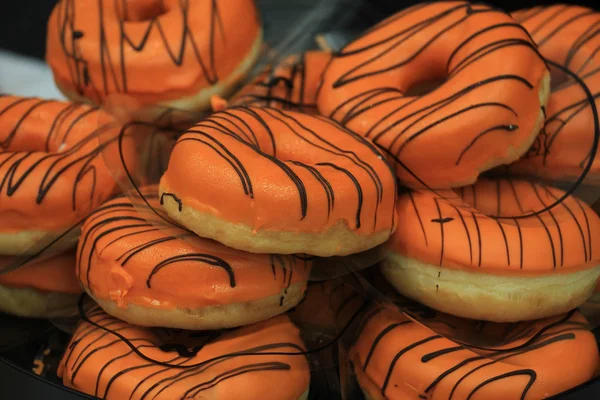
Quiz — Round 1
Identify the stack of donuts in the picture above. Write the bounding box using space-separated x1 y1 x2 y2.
0 95 134 319
0 1 599 399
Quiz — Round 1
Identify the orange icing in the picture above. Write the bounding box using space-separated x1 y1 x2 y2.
509 5 600 182
0 253 80 294
351 304 598 399
230 51 332 112
77 187 311 310
160 106 397 237
391 179 600 273
46 0 261 107
316 1 549 189
0 95 131 233
59 304 310 400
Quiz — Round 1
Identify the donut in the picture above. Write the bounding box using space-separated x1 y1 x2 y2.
0 253 80 318
159 106 397 256
508 5 600 182
223 51 332 113
316 1 550 189
46 0 263 114
383 178 600 322
77 187 311 330
349 304 598 400
0 95 133 256
59 302 310 400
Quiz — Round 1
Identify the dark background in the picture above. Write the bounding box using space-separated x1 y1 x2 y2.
0 0 595 60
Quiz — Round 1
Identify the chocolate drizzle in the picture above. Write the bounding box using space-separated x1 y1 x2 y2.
513 5 600 170
77 190 310 306
60 301 309 399
0 97 120 209
405 179 597 269
381 56 598 230
233 52 329 113
353 302 593 399
0 95 130 274
52 0 229 101
168 106 395 231
159 192 182 211
317 1 552 191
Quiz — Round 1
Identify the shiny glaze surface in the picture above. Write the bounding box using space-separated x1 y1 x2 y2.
231 51 331 113
0 253 80 294
77 188 311 309
317 1 549 188
510 5 600 181
46 0 261 105
351 304 598 399
160 106 397 236
392 179 600 272
0 95 127 232
59 303 310 400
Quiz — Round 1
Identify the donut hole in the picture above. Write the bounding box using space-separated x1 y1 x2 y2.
405 77 446 97
121 0 168 22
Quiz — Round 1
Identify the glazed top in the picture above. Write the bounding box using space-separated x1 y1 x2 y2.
392 179 600 273
510 5 600 180
0 95 127 232
317 1 549 188
231 51 332 113
77 187 311 309
160 106 397 236
59 303 310 400
514 5 600 77
351 304 598 400
46 0 261 105
0 253 80 294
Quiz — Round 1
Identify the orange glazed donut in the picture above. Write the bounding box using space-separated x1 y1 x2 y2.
509 5 600 182
0 253 80 318
350 304 598 400
317 1 550 189
46 0 263 113
159 106 397 256
77 187 311 330
59 303 310 400
225 51 332 113
0 95 132 255
383 178 600 322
